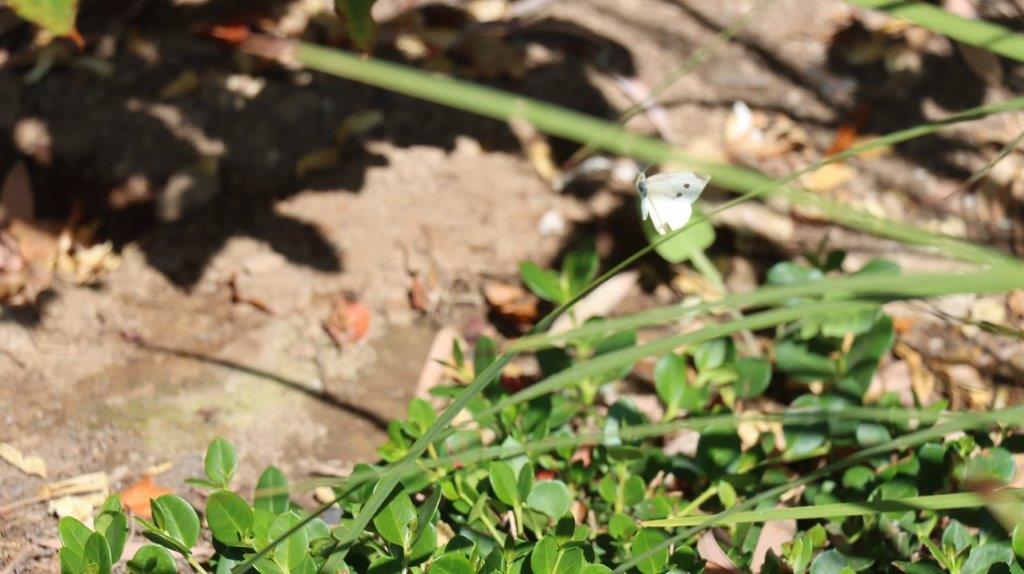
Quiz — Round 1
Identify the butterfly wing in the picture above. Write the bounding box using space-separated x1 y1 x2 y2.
647 193 692 234
645 172 710 204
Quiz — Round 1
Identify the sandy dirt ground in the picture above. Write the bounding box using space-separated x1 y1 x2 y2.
2 0 1023 570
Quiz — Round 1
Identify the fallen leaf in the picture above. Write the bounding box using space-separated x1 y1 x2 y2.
825 104 870 155
801 162 855 193
697 530 742 573
894 343 937 405
324 295 371 347
208 23 251 45
0 443 47 478
751 519 797 573
121 475 173 518
49 492 108 524
941 363 992 410
509 118 558 182
415 326 462 400
551 271 638 334
483 280 539 330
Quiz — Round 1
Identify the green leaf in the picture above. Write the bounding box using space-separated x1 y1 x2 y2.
783 394 829 458
692 338 732 372
127 545 177 574
959 447 1017 485
517 463 534 505
1013 524 1024 560
82 533 112 574
59 547 84 574
409 523 437 564
255 466 289 514
894 562 943 574
526 481 571 519
623 475 646 506
767 262 823 286
431 552 475 574
474 337 497 378
334 0 379 52
562 241 599 297
94 508 128 562
809 549 848 574
204 437 238 489
412 488 441 547
58 516 92 555
775 339 835 380
520 261 564 303
150 495 200 554
609 513 637 539
632 529 669 574
942 520 973 555
855 423 892 447
206 490 254 547
961 543 1014 574
643 204 715 263
530 536 559 574
407 398 436 435
841 466 875 491
8 0 79 36
489 461 520 506
372 488 416 547
654 354 687 412
734 357 771 398
268 512 309 569
581 566 614 574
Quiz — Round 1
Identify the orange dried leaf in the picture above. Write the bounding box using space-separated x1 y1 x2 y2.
121 475 172 518
324 296 371 346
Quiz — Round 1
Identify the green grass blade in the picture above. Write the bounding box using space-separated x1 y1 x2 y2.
510 266 1024 352
292 41 1021 266
643 489 1024 527
848 0 1024 62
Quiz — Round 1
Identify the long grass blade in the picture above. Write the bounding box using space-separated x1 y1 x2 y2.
848 0 1024 63
643 489 1024 527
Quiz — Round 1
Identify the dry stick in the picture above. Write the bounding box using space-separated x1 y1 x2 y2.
940 125 1024 203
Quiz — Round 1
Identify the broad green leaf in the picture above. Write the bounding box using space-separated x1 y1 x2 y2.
692 338 732 372
855 423 892 447
94 508 128 562
530 536 559 574
809 549 848 574
206 490 254 547
372 488 416 547
58 516 92 555
82 533 112 574
632 529 669 574
430 552 475 574
205 437 237 488
961 543 1014 574
841 466 875 491
643 204 715 263
582 566 614 574
1012 523 1024 560
734 357 771 398
255 466 289 514
775 339 835 380
959 447 1016 485
150 495 200 553
412 488 442 547
623 475 646 506
893 562 943 574
520 261 564 303
489 461 519 506
942 520 973 555
526 481 571 519
654 354 687 412
215 557 240 574
127 545 177 574
783 394 829 458
408 523 437 564
268 512 309 569
608 513 636 539
517 463 534 504
334 0 379 52
59 547 84 574
767 262 823 286
407 398 436 434
8 0 79 36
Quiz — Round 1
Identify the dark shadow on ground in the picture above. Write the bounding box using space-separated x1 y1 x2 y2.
0 0 635 288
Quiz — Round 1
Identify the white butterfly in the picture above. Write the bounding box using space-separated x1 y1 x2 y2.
635 169 711 235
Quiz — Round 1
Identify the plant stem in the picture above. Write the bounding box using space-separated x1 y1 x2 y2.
186 555 210 574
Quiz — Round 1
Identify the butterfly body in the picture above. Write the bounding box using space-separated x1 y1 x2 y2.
635 171 710 235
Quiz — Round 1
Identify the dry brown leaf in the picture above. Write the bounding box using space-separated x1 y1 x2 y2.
551 271 638 334
483 280 539 329
697 530 742 573
894 343 937 405
724 101 807 160
324 295 372 347
751 519 797 573
509 118 558 182
0 442 47 478
415 326 462 400
801 162 855 193
48 492 108 523
121 475 173 518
